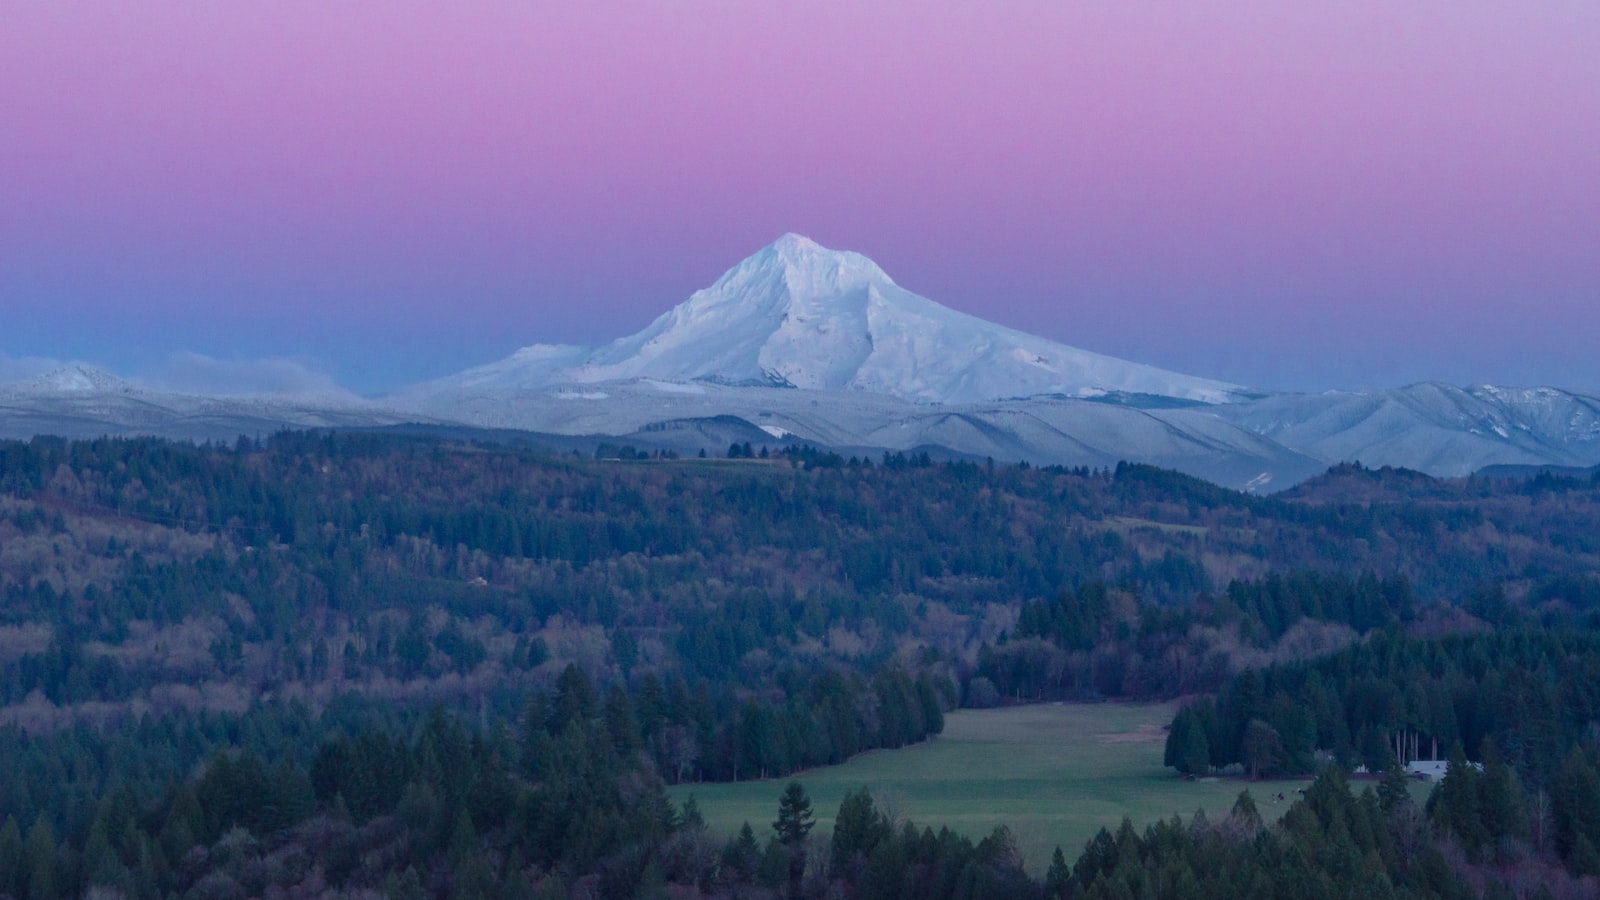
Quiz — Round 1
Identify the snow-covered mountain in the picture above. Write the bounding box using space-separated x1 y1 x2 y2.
408 234 1253 406
7 237 1600 491
391 376 1325 489
1211 382 1600 477
20 364 133 394
0 366 433 442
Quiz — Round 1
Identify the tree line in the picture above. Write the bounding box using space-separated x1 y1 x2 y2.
1166 625 1600 880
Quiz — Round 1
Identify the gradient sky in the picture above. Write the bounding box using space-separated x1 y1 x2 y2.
3 2 1597 394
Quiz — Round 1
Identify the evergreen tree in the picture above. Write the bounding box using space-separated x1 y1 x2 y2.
773 781 814 846
1478 739 1526 848
830 788 889 876
1377 752 1412 816
755 838 789 888
24 818 56 900
1178 715 1210 775
677 796 705 831
1242 719 1282 780
1430 747 1489 860
552 664 596 733
388 866 427 900
82 815 123 889
1553 748 1600 874
720 821 760 882
1230 789 1263 833
773 780 815 885
862 831 907 900
1045 845 1071 899
1073 826 1117 889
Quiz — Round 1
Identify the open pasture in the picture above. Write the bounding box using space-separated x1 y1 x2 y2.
670 701 1319 873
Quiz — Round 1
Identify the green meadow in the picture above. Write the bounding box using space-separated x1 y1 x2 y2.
670 701 1315 873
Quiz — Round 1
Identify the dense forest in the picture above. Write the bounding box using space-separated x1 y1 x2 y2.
1164 626 1600 882
1 432 1598 896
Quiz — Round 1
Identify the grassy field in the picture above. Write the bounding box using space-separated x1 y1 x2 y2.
1102 516 1210 537
669 701 1319 874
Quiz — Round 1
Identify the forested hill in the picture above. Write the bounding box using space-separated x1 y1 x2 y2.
3 434 1599 731
2 433 1599 895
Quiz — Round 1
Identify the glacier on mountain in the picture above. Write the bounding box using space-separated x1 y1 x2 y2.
407 234 1252 406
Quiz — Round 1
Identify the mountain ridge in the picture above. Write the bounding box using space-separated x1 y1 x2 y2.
5 236 1600 490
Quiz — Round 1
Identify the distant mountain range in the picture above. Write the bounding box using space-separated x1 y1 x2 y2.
5 235 1598 490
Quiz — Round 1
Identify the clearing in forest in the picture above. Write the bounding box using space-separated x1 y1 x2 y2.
670 700 1318 874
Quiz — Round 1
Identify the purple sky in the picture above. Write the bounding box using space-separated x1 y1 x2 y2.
3 3 1597 394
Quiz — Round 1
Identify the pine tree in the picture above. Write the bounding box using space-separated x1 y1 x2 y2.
1478 739 1526 845
24 818 57 900
1377 752 1412 816
1163 708 1192 771
773 781 815 885
678 795 705 830
551 664 596 733
1045 846 1071 898
1230 789 1263 833
755 838 790 888
603 685 641 753
1242 719 1282 780
1431 747 1488 860
1553 748 1600 874
773 781 814 846
1179 717 1210 775
82 815 124 889
830 788 888 875
720 822 761 881
448 805 478 869
1074 827 1117 888
389 865 427 900
862 831 907 899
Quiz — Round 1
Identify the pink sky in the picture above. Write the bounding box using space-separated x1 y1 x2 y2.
2 3 1597 392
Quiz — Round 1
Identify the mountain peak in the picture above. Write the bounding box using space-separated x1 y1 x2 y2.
735 233 894 294
768 232 821 253
422 234 1249 404
26 364 130 394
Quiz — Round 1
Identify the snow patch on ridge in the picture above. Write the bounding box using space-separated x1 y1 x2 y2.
644 380 705 395
19 365 130 394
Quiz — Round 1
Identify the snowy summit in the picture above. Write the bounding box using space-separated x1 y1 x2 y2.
10 365 131 395
422 234 1251 405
